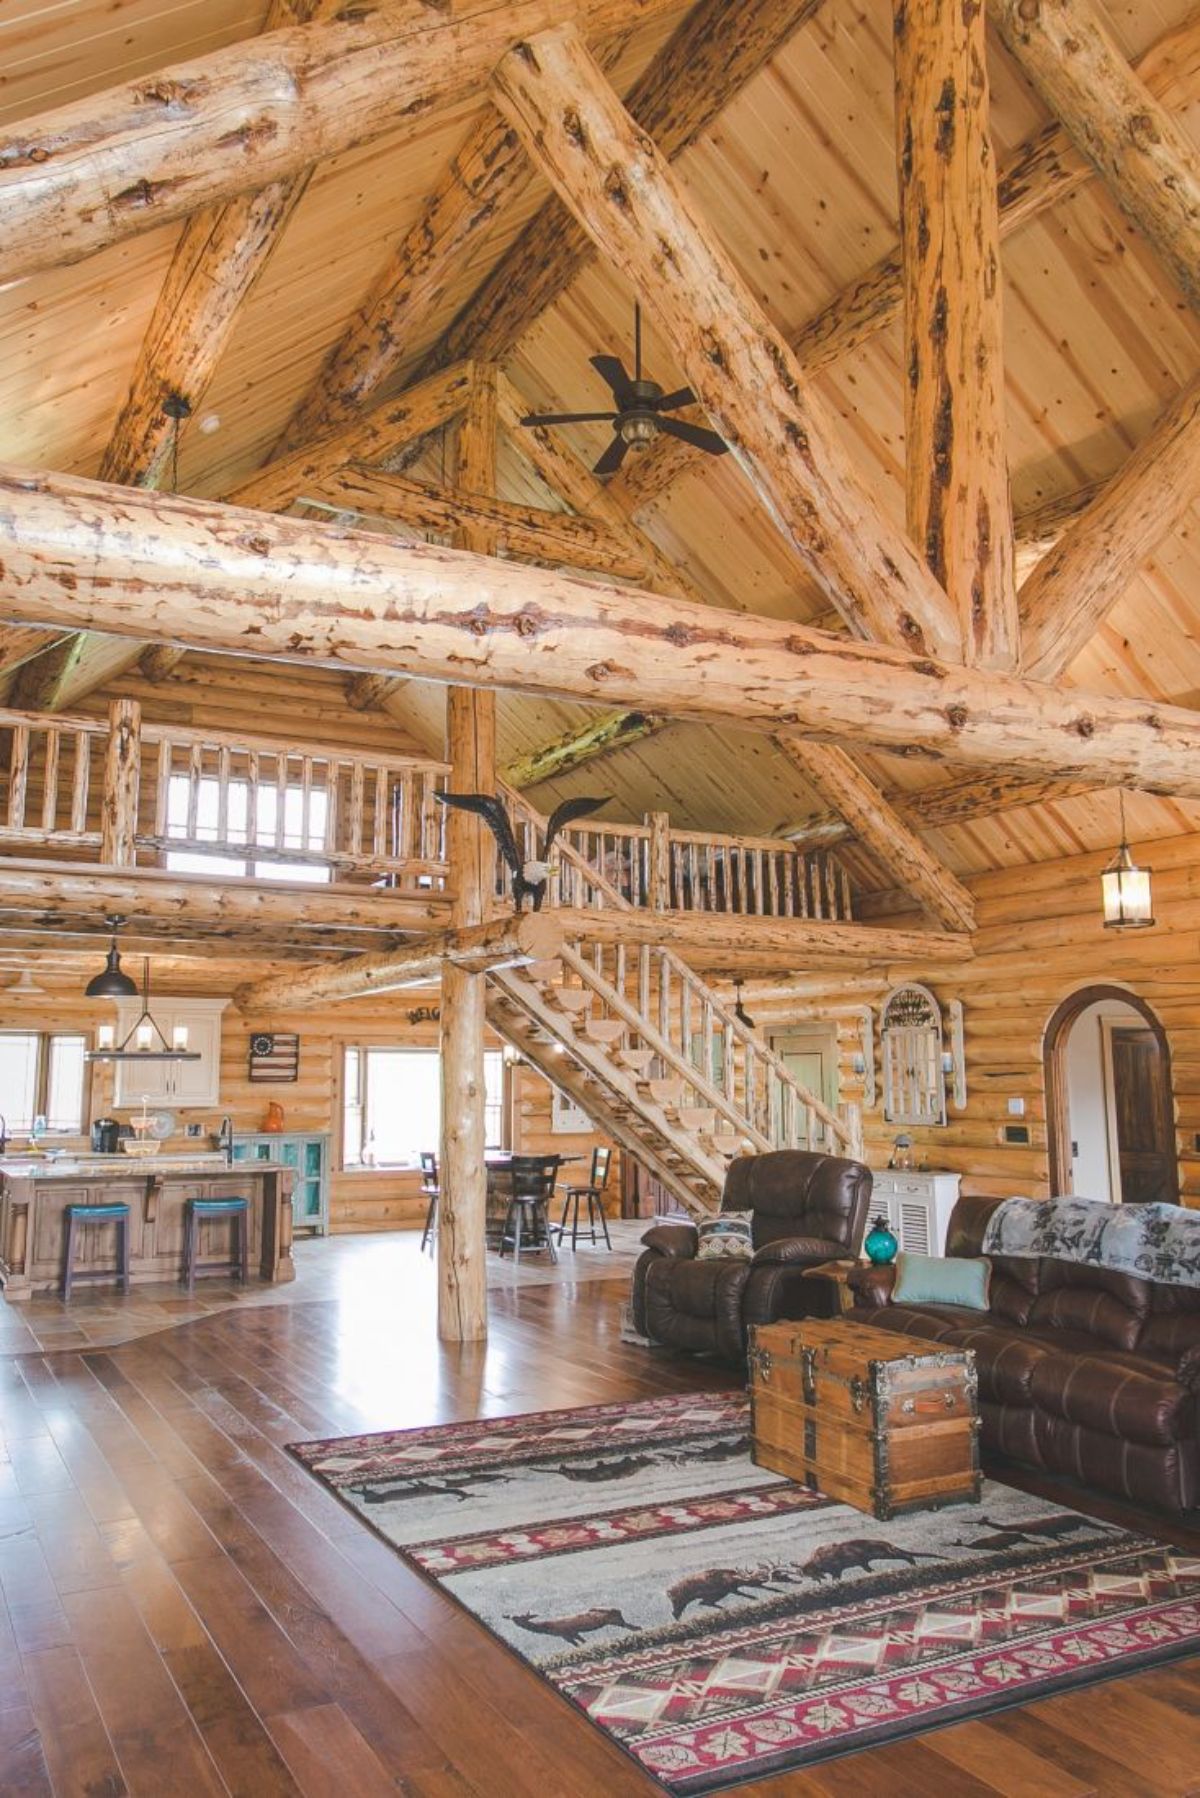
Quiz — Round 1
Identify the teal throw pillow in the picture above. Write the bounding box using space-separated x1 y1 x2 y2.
892 1252 991 1310
696 1211 754 1261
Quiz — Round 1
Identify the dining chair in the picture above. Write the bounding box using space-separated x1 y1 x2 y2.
555 1145 613 1249
419 1151 440 1255
498 1154 561 1263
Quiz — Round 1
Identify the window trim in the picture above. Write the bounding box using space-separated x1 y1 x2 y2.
0 1029 91 1136
339 1043 507 1172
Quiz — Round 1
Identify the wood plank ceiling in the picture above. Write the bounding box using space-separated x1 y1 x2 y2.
2 0 1199 900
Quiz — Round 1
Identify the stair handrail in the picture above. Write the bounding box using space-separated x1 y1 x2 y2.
504 787 856 1156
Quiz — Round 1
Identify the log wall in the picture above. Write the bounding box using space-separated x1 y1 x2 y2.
743 827 1200 1207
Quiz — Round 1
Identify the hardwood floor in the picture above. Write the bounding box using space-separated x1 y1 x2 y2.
0 1263 1197 1796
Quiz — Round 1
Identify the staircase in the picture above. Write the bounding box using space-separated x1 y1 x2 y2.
485 795 862 1217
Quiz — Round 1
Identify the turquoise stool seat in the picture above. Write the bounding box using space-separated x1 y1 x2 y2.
183 1196 250 1293
63 1202 131 1300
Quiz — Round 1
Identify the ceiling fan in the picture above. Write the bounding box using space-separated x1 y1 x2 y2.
520 302 729 477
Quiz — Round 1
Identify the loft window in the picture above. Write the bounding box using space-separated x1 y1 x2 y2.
342 1047 505 1169
164 774 332 883
0 1032 88 1134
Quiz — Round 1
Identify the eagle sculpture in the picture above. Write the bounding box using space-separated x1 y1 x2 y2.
435 793 609 912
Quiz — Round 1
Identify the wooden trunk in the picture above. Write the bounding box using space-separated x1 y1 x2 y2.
748 1316 981 1521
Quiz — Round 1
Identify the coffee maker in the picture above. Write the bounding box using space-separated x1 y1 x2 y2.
91 1117 120 1155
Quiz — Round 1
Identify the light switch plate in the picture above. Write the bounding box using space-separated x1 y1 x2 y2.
1007 1097 1025 1117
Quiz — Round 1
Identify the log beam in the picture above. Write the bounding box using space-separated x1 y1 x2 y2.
894 0 1017 668
503 708 663 788
234 911 560 1011
607 8 1200 515
1019 374 1200 679
774 738 976 931
11 635 142 714
227 362 476 514
345 672 407 711
0 0 689 284
138 645 189 683
559 906 973 964
8 465 1200 795
990 0 1200 315
311 467 653 581
491 26 962 659
0 628 62 678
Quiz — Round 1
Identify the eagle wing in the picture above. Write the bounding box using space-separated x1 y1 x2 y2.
543 795 610 857
436 792 522 879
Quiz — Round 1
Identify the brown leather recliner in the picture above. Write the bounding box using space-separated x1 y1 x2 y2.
630 1151 873 1361
847 1193 1200 1513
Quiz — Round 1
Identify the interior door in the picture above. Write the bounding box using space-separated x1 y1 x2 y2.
1110 1026 1175 1203
774 1030 838 1148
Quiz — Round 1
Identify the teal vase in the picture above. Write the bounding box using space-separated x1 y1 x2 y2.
864 1215 899 1265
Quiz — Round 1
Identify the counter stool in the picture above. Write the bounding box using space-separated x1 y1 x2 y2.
554 1146 613 1249
183 1196 250 1294
63 1202 131 1301
419 1151 440 1256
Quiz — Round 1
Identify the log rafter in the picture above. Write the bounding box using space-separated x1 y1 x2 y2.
5 464 1200 798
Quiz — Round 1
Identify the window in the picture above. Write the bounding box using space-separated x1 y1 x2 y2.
164 774 331 883
342 1047 505 1168
0 1032 88 1134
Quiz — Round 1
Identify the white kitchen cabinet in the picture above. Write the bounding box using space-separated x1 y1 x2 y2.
111 999 227 1108
869 1170 961 1257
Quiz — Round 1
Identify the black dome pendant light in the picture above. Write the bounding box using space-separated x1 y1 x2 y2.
84 915 138 999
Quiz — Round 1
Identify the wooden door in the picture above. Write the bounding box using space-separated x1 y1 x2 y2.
774 1029 838 1148
1110 1027 1176 1203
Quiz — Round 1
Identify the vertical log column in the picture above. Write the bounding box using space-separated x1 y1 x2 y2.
894 0 1018 669
100 697 142 867
438 368 499 1342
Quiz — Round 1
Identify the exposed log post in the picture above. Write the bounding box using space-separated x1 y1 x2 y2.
234 911 560 1011
9 465 1200 794
606 8 1200 516
100 698 141 868
439 370 500 1345
646 812 671 909
504 709 662 787
1019 374 1200 679
227 362 476 513
492 26 961 660
0 0 692 284
989 0 1200 315
774 738 976 931
893 0 1017 668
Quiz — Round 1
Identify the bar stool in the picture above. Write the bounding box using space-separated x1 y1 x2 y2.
499 1155 560 1264
555 1145 613 1249
63 1202 131 1301
419 1151 440 1255
183 1196 250 1294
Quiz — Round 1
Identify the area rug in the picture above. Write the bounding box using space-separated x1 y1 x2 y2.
290 1393 1200 1793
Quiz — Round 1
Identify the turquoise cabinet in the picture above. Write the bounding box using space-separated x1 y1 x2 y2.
232 1132 329 1235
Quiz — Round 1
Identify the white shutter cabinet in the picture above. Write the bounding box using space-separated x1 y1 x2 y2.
111 999 227 1108
869 1171 961 1257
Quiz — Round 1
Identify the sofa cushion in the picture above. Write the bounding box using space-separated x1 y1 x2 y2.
1028 1350 1192 1446
1143 1285 1200 1384
1028 1261 1151 1351
949 1325 1051 1407
846 1303 982 1343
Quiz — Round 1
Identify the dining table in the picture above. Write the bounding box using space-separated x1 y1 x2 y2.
483 1151 584 1250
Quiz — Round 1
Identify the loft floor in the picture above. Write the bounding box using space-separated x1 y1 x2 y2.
0 1275 1198 1795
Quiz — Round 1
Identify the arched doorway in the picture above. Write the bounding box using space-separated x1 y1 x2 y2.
1043 985 1177 1204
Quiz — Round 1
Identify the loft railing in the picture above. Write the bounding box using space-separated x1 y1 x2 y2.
502 787 854 921
0 700 450 892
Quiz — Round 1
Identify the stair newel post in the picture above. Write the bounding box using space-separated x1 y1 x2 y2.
638 945 651 1034
100 697 142 867
438 367 499 1344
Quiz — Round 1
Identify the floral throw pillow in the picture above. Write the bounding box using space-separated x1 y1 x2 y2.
695 1211 755 1261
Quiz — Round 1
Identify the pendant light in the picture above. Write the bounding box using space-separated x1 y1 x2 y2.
1101 793 1155 930
85 947 200 1064
84 916 138 998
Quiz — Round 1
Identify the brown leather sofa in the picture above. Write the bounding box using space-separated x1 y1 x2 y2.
848 1193 1200 1513
630 1150 872 1361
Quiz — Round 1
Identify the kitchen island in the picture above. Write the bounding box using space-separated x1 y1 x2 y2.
0 1154 295 1301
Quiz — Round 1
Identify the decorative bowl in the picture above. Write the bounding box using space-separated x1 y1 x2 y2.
121 1138 161 1158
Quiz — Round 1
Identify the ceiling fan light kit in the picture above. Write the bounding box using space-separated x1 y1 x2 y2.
520 300 729 476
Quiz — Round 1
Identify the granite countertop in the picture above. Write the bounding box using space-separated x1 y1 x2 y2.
0 1153 263 1180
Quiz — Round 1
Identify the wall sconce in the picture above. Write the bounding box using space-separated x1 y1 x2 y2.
850 1007 876 1108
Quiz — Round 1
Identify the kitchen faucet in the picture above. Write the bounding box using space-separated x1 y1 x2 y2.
217 1116 234 1165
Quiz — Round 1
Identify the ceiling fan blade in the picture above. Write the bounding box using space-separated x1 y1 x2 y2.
652 387 697 413
655 415 729 456
589 354 634 403
521 412 619 427
592 435 630 476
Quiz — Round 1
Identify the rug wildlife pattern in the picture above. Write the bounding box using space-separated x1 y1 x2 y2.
291 1393 1200 1794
